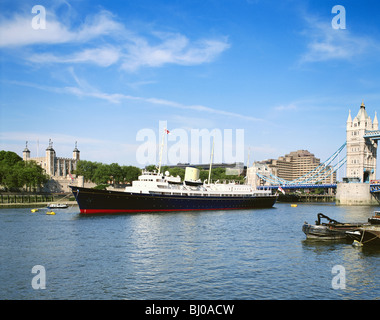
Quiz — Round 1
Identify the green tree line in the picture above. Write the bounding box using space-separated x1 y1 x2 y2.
0 151 49 192
75 160 142 185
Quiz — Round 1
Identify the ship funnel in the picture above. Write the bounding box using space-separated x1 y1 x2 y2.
185 167 200 182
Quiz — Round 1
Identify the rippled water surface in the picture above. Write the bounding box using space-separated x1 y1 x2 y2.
1 203 379 299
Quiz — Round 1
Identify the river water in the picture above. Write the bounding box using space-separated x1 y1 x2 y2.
0 202 379 300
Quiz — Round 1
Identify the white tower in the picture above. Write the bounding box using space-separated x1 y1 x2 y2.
23 141 30 161
46 139 56 176
73 141 80 161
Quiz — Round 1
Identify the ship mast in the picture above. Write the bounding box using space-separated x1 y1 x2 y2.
208 137 215 184
158 128 166 174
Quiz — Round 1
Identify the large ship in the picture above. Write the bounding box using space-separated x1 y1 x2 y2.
70 166 277 214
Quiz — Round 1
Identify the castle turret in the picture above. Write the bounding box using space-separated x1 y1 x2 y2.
73 141 80 161
46 139 56 176
23 141 30 161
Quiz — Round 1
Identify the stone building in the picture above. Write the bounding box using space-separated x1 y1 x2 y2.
23 139 80 177
336 102 379 205
22 140 85 192
345 102 378 182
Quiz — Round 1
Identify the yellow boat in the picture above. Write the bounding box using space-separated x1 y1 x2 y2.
291 204 298 207
31 208 39 213
46 211 56 215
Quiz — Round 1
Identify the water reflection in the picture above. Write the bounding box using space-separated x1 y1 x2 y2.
301 234 380 300
343 205 380 222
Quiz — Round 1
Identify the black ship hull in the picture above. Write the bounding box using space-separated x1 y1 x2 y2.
70 186 277 214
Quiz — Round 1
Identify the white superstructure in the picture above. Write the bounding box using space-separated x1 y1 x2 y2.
119 167 272 197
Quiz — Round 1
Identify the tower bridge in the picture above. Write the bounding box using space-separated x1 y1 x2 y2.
257 183 337 190
363 130 380 140
250 102 380 204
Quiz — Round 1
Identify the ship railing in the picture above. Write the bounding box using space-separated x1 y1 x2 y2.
207 179 242 185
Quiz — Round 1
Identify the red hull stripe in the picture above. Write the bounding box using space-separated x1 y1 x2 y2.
80 207 247 214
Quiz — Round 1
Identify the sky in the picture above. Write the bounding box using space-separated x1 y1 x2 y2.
1 0 380 177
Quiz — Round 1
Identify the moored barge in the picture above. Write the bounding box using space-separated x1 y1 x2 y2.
302 213 366 240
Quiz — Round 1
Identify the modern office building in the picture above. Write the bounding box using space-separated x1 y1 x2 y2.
254 149 336 185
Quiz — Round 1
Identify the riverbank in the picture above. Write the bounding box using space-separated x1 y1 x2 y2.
0 192 75 207
0 201 78 209
278 194 335 203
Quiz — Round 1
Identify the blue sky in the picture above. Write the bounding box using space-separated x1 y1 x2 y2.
1 0 380 175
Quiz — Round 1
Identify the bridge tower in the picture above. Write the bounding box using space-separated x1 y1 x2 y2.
346 102 378 182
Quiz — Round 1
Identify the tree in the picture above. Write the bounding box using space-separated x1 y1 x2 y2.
0 150 23 165
169 167 185 180
1 163 20 191
0 151 48 191
92 164 112 185
109 163 123 184
122 166 141 183
22 161 49 191
75 160 100 182
75 160 142 186
145 164 157 172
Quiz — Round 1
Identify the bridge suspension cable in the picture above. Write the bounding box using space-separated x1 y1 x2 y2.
256 143 346 186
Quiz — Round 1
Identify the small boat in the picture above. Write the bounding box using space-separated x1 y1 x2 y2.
368 211 380 225
31 208 39 213
291 204 298 207
302 213 366 240
46 211 56 215
47 203 68 209
346 226 380 246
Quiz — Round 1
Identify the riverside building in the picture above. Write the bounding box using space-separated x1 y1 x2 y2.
22 140 86 192
23 139 80 177
252 149 336 186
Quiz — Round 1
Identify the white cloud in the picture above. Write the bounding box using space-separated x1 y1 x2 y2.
0 10 122 47
0 9 230 71
274 103 297 111
26 33 229 70
68 85 262 122
29 46 121 67
299 17 380 63
75 10 124 41
121 33 230 71
0 14 69 47
8 75 264 122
